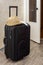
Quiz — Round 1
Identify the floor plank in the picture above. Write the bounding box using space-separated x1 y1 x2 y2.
0 41 43 65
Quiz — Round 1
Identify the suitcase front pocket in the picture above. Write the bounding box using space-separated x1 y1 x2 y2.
18 40 26 58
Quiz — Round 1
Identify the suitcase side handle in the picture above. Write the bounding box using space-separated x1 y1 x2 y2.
4 38 7 45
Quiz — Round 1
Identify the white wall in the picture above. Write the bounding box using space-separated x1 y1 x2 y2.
0 0 24 48
0 0 24 22
24 0 41 43
0 0 41 48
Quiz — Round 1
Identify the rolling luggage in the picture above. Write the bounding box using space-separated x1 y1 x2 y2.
4 23 30 61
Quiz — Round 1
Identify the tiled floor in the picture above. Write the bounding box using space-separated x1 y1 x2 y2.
0 41 43 65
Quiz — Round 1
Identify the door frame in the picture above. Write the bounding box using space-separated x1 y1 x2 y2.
40 0 43 39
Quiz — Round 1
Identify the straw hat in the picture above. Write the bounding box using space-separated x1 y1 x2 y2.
6 16 22 26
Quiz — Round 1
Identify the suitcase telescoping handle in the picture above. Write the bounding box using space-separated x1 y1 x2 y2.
9 6 18 17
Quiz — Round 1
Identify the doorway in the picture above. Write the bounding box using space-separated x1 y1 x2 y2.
41 0 43 39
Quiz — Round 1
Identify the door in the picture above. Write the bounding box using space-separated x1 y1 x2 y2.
41 0 43 38
29 0 41 43
24 0 41 43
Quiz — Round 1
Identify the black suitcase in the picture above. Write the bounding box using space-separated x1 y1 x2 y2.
4 23 30 61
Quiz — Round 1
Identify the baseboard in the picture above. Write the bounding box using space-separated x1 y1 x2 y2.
30 39 40 44
40 38 43 40
0 47 4 51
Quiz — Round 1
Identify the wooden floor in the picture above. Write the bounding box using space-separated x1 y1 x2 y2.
0 41 43 65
